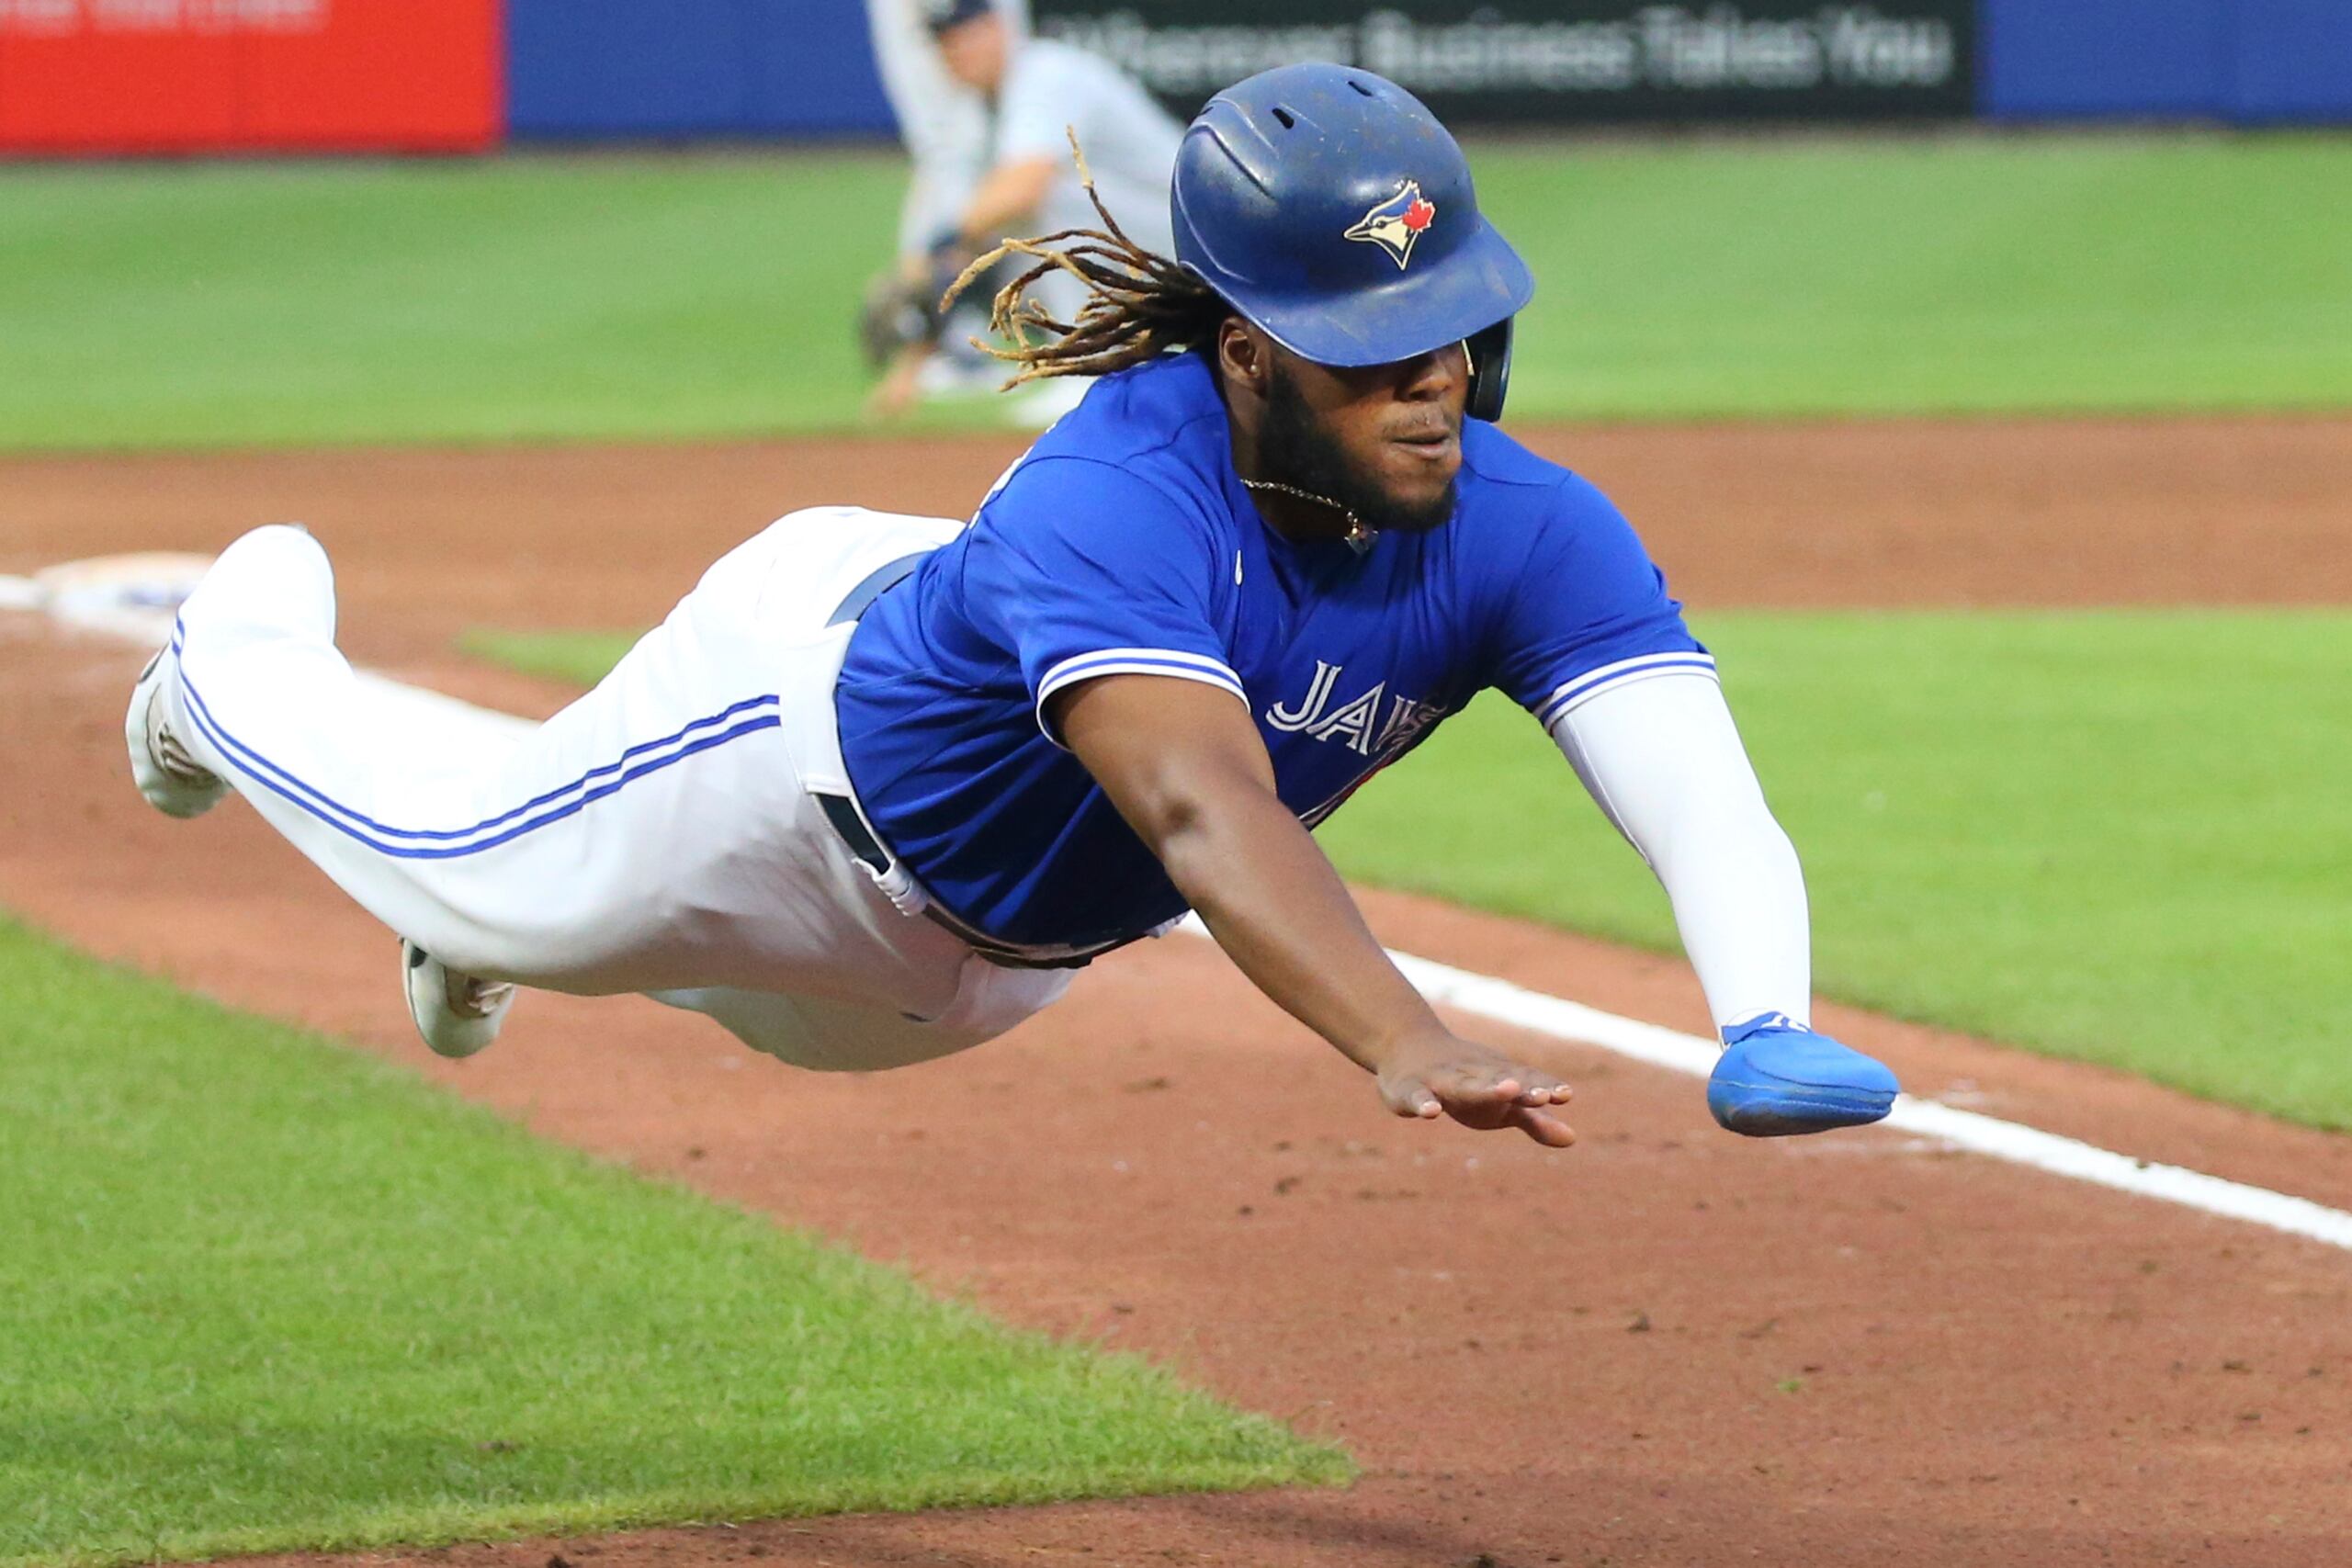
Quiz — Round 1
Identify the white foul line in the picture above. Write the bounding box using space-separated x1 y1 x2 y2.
1212 941 2352 1252
1396 946 2352 1251
15 571 2352 1258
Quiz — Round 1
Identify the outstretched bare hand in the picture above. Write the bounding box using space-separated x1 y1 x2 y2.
1377 1033 1575 1147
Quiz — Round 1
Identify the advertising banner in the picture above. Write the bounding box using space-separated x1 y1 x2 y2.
0 0 500 153
1031 2 1975 124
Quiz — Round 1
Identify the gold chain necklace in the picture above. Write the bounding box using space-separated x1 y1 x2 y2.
1241 479 1380 557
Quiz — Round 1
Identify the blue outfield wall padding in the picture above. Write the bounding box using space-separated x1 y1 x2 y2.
505 0 2352 141
506 0 897 140
1980 0 2226 118
2230 0 2352 121
508 0 753 137
744 0 897 137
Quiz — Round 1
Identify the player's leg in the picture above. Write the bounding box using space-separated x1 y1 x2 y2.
130 512 969 1016
130 522 683 989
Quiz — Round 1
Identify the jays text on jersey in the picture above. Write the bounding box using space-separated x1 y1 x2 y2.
836 351 1713 954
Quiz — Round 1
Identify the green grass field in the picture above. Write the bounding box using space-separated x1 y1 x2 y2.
474 610 2352 1131
3 134 2348 451
0 919 1343 1568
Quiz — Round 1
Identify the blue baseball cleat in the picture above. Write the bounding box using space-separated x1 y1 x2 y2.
1707 1014 1899 1137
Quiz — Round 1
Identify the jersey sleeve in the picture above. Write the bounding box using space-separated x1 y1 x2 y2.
959 456 1244 746
1487 473 1715 733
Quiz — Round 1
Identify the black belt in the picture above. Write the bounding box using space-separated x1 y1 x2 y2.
818 552 1116 973
813 791 1114 971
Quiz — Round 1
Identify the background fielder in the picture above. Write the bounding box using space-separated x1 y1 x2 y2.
865 0 1032 270
865 0 1182 420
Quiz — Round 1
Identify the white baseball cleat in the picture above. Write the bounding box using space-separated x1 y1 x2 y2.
125 645 229 819
401 940 516 1059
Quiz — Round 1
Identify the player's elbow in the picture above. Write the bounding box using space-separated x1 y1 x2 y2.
1125 765 1283 900
1122 773 1219 863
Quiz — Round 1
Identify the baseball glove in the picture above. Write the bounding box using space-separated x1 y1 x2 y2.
859 235 1008 368
859 267 943 369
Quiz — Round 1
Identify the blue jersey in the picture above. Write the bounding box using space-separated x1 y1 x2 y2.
834 352 1709 953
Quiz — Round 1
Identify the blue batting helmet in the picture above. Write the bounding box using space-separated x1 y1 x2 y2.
1170 63 1534 420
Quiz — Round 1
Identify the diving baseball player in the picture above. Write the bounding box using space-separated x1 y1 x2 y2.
865 0 1182 419
127 65 1898 1144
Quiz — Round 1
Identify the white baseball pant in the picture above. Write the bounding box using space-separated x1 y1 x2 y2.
156 510 1073 1072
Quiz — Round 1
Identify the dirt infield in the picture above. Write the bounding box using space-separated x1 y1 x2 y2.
5 413 2352 1567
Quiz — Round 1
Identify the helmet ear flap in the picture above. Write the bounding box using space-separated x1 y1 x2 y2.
1464 318 1515 423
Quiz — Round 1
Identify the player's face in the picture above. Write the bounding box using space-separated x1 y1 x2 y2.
938 15 1009 94
1261 343 1467 535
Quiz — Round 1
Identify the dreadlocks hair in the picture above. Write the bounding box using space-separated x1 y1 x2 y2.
941 131 1229 389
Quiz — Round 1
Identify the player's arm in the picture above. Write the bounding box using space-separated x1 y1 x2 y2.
1054 673 1574 1145
952 154 1057 248
959 42 1071 248
1547 671 1808 1026
1498 477 1894 1134
915 156 1057 307
1545 669 1898 1134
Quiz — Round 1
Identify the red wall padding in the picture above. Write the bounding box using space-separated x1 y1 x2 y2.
0 1 501 154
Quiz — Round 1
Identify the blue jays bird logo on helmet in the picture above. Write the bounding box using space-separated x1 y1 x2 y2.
1343 181 1438 271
